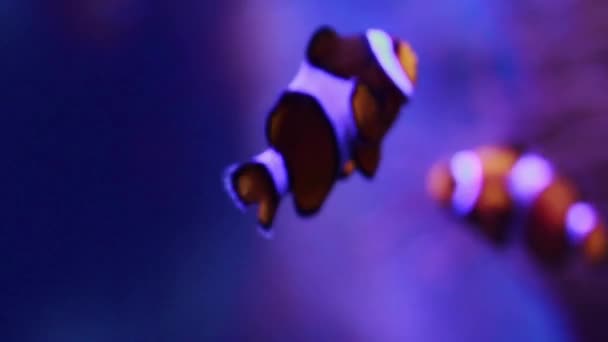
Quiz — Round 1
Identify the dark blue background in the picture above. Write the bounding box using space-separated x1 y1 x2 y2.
3 0 608 341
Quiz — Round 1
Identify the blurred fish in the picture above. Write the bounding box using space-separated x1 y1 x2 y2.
224 25 418 236
427 145 608 265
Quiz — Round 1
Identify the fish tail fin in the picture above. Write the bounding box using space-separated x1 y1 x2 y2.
223 148 289 235
223 163 249 212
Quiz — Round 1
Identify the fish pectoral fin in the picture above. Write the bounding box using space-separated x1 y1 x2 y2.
354 141 382 179
340 160 356 178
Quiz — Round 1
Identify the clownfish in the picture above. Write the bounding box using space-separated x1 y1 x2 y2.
427 145 608 265
224 26 418 236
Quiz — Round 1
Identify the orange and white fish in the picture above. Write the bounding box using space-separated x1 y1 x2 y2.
224 26 418 236
427 145 608 265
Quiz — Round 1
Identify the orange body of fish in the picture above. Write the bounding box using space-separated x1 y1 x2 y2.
427 145 608 265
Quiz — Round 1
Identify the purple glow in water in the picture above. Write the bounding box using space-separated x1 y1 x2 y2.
565 202 597 245
450 150 484 216
507 154 554 206
256 224 275 240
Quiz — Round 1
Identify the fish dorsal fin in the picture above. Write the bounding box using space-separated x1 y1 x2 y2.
306 26 371 79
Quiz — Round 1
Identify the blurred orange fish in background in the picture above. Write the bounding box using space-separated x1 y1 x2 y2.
427 145 608 266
